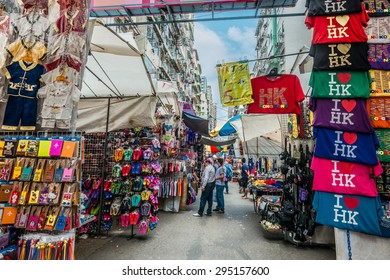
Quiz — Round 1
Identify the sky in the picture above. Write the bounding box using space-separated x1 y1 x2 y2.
193 12 259 124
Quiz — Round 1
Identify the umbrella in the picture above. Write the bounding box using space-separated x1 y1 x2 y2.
209 115 241 137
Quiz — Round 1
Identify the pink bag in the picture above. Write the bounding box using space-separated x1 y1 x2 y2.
50 140 64 157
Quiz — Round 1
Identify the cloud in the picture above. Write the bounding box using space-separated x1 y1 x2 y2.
227 26 257 56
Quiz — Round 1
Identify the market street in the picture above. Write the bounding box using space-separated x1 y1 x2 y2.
76 182 336 260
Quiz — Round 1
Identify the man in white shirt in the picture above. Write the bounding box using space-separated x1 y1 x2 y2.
193 158 215 217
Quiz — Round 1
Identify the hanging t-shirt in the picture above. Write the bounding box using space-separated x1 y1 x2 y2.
364 0 390 17
309 98 373 133
367 96 390 128
305 7 369 44
309 42 370 71
366 17 390 43
370 69 390 96
313 191 384 236
313 127 380 165
368 44 390 70
309 71 372 99
246 74 305 114
311 156 382 197
375 129 390 162
306 0 362 15
4 61 45 98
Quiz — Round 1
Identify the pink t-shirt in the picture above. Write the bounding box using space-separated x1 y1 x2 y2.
310 156 382 197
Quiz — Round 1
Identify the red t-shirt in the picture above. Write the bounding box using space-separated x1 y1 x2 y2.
305 5 369 44
247 74 305 114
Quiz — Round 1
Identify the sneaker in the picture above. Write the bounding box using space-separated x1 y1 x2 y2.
212 209 219 212
193 213 202 217
218 210 225 214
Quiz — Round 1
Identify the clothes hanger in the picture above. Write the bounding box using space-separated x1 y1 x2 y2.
266 67 281 78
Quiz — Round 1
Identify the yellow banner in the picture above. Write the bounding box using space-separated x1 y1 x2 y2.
217 62 254 107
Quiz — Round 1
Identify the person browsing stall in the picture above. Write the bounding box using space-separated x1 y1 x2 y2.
241 158 250 199
213 158 225 214
193 158 215 217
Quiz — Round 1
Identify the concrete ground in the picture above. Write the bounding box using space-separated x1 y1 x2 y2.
76 182 336 260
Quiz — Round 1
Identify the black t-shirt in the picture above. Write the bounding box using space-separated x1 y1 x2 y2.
310 43 371 71
364 0 390 17
368 44 390 70
306 0 362 15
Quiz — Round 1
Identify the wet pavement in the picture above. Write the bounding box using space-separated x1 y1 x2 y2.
76 182 336 260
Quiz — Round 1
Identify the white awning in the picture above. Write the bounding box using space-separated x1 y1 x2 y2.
82 20 155 98
155 80 180 116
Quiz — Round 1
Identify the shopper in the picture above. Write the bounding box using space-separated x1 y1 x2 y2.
193 158 215 217
241 158 250 199
224 158 233 194
213 158 225 214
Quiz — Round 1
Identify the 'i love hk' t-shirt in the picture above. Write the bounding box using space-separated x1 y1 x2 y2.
313 127 380 165
309 42 370 71
311 155 382 197
306 0 362 16
305 7 369 44
313 191 384 236
246 74 305 114
309 71 372 99
309 98 373 133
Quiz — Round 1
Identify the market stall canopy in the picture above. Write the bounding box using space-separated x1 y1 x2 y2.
210 114 241 137
200 136 237 146
155 80 180 116
82 20 155 98
182 112 209 136
76 96 157 133
230 114 280 142
244 136 283 156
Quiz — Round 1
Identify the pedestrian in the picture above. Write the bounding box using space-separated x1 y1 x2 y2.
193 158 215 217
224 158 233 194
213 158 225 214
241 158 250 199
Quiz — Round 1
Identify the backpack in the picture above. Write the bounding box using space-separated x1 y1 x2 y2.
225 164 233 179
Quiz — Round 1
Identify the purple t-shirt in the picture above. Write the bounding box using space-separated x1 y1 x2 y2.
309 98 373 133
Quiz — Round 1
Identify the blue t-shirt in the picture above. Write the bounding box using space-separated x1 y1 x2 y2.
313 127 379 165
241 164 249 178
313 191 384 236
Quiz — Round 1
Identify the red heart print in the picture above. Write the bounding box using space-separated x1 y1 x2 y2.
339 162 354 174
341 100 356 113
343 132 357 145
337 73 351 84
344 196 359 210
